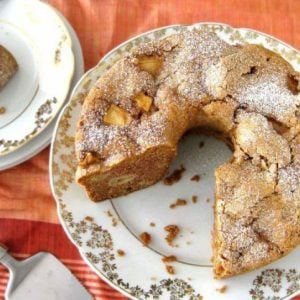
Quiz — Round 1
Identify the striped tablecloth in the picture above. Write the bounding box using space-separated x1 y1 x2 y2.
0 0 300 299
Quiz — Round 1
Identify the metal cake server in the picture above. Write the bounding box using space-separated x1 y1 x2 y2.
0 244 92 300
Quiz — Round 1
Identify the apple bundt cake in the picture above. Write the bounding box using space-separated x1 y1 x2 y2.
75 30 300 278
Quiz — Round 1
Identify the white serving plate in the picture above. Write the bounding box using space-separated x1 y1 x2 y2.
50 23 300 300
0 4 84 171
0 0 74 156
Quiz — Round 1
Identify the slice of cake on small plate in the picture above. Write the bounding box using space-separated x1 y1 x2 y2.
0 45 18 91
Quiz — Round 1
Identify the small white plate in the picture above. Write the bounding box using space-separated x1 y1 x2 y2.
0 0 74 156
0 5 84 171
50 23 300 300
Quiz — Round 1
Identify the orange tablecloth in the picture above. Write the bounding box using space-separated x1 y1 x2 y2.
1 0 300 299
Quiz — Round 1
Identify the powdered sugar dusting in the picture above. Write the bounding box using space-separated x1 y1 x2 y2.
236 73 298 124
278 163 300 197
235 111 291 166
217 215 271 272
161 30 237 100
77 30 237 161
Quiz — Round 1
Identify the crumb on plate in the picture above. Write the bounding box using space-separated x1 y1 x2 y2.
165 265 175 275
117 249 125 256
164 224 180 246
169 198 187 209
0 106 6 114
216 285 228 293
190 174 201 182
112 217 118 227
162 255 177 263
163 164 185 185
140 232 151 246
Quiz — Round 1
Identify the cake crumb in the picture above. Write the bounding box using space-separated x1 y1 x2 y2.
165 265 175 275
140 232 151 246
188 277 192 281
150 277 157 281
216 285 228 293
192 195 198 203
85 216 94 222
206 198 211 203
162 255 177 263
106 210 118 226
163 164 185 185
164 224 180 246
0 106 6 114
149 222 156 227
190 174 201 182
186 241 192 245
169 198 187 209
117 249 125 256
199 141 205 148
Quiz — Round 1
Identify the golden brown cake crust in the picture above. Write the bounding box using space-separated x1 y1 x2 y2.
75 29 300 278
0 45 18 91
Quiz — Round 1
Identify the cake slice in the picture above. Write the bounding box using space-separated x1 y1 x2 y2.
0 45 18 91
